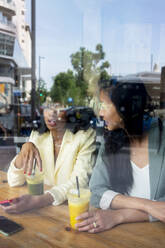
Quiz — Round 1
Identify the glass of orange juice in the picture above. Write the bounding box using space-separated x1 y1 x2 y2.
67 188 91 229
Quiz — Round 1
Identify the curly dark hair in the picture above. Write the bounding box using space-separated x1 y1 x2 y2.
33 107 96 135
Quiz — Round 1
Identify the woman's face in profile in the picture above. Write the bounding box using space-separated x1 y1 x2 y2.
99 90 123 131
43 107 66 131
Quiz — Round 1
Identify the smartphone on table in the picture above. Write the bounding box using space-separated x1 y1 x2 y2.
0 216 23 236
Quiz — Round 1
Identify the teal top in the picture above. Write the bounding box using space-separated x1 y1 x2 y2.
89 122 165 208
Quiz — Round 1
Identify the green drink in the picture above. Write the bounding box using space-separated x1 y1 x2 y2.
26 172 44 195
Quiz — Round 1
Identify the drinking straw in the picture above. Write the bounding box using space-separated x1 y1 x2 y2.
32 159 37 175
76 176 80 197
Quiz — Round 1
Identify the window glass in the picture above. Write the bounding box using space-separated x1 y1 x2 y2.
0 33 15 56
0 2 165 241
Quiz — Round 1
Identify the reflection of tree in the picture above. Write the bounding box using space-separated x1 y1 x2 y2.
71 43 110 101
50 70 82 106
50 44 110 107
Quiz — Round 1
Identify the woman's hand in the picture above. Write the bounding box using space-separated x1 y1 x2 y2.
0 193 54 214
76 209 122 233
145 201 165 222
0 195 40 214
15 142 42 175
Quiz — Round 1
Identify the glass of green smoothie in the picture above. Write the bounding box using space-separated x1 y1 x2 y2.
26 169 44 195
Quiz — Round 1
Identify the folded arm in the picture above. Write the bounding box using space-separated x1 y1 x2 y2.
89 147 165 223
111 194 165 222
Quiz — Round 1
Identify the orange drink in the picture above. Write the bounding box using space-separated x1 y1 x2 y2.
67 188 91 229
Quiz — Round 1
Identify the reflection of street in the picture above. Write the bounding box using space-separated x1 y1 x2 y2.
0 138 16 172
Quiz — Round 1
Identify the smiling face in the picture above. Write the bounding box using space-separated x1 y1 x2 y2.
43 107 66 131
99 90 124 131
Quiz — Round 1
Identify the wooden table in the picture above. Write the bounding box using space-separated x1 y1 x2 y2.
0 171 165 248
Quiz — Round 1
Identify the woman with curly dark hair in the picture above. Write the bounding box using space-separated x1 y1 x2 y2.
76 80 165 233
3 106 96 213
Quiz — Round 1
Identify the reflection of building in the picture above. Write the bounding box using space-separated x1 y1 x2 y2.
13 0 31 100
0 0 16 116
123 71 161 107
13 0 31 66
0 0 30 133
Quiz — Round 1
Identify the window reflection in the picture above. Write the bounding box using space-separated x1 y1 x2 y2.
0 0 165 189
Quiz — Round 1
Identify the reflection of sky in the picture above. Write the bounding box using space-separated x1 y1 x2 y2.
26 0 165 88
101 0 165 75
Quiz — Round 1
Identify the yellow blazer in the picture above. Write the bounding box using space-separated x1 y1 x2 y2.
7 128 96 205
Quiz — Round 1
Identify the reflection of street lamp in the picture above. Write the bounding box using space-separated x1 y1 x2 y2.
31 0 36 121
38 56 45 89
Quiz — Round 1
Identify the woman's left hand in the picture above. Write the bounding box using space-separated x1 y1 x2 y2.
0 194 41 214
76 209 122 233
